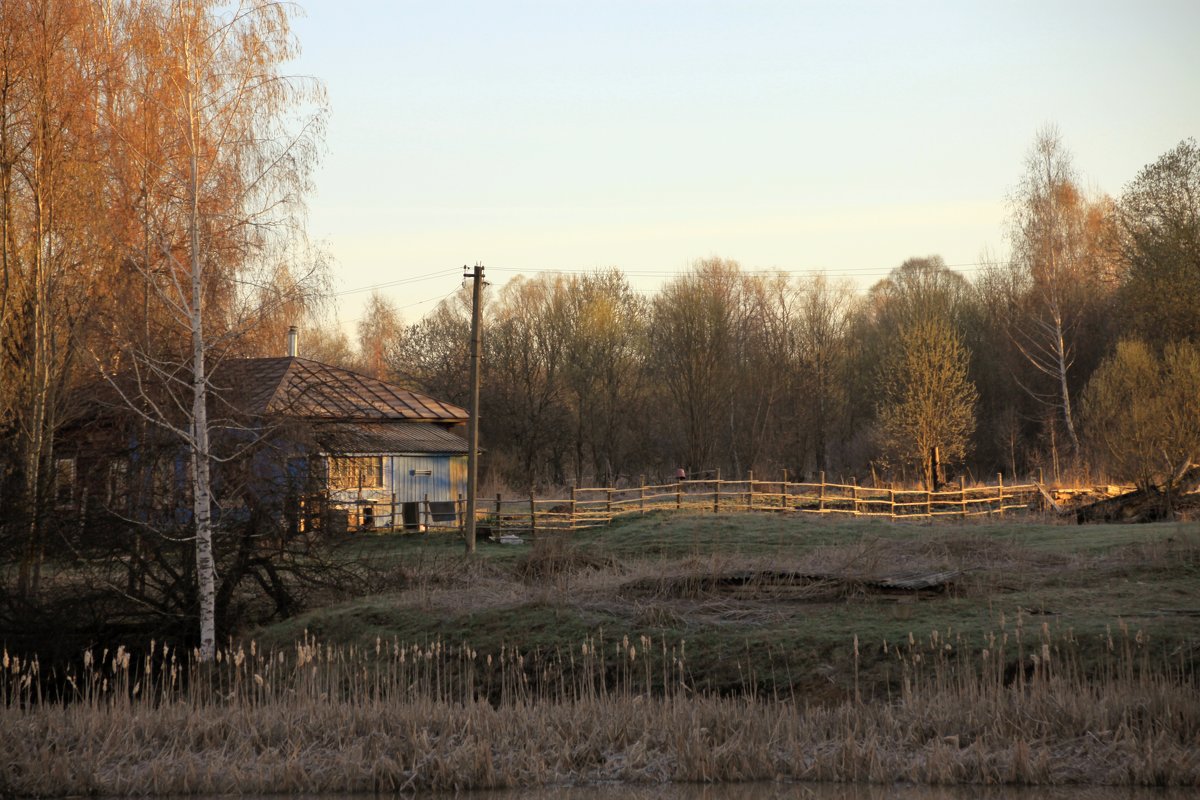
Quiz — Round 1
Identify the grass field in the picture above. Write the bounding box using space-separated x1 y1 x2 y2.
4 512 1198 795
251 512 1200 700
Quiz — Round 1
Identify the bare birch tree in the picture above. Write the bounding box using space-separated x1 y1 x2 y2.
98 0 325 660
1007 127 1117 469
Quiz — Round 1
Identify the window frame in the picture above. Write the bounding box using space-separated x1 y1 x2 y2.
328 456 385 490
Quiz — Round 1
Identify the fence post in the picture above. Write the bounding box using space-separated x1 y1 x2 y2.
959 476 967 518
713 476 720 515
529 494 537 537
997 473 1005 518
781 469 788 510
677 479 683 510
889 486 895 518
819 471 826 512
851 477 859 515
926 484 932 517
640 475 646 515
606 488 613 521
424 493 430 531
748 470 754 511
570 484 577 532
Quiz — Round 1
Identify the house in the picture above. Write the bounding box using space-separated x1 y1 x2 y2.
59 341 471 534
211 355 470 531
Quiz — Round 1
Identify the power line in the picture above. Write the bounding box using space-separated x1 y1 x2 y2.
333 267 458 297
483 261 993 278
398 288 459 310
339 288 461 325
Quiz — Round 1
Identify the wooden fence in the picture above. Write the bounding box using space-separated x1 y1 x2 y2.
478 473 1041 538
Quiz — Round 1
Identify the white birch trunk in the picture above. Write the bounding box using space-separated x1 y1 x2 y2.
1053 313 1080 455
184 38 216 662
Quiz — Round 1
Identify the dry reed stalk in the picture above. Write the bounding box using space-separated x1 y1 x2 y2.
1 623 1197 796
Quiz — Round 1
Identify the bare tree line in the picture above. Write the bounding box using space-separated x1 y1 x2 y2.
338 130 1197 496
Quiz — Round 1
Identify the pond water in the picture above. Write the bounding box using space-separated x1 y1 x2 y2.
472 787 1195 800
239 785 1193 800
480 786 1193 800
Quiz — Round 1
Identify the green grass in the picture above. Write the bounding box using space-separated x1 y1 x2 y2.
249 512 1200 698
7 512 1197 794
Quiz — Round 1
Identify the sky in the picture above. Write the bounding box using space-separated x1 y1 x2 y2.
287 0 1200 333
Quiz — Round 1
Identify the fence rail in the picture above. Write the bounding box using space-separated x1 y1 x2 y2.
478 473 1041 538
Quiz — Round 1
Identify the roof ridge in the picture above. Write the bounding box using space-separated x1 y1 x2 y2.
262 356 300 415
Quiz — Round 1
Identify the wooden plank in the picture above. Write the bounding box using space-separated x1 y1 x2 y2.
1035 482 1063 514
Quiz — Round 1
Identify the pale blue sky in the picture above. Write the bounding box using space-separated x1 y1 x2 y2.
288 0 1200 329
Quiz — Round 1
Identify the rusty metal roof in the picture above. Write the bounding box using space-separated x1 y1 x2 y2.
211 357 468 422
314 422 470 454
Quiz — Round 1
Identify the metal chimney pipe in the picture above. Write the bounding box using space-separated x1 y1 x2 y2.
286 325 298 357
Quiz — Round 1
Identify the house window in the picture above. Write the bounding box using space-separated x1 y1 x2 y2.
328 456 384 490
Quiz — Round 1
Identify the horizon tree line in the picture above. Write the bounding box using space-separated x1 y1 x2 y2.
316 130 1197 496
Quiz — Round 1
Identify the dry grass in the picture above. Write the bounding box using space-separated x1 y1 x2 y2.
2 620 1198 796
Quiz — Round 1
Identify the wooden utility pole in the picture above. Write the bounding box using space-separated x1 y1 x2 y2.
464 263 484 554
